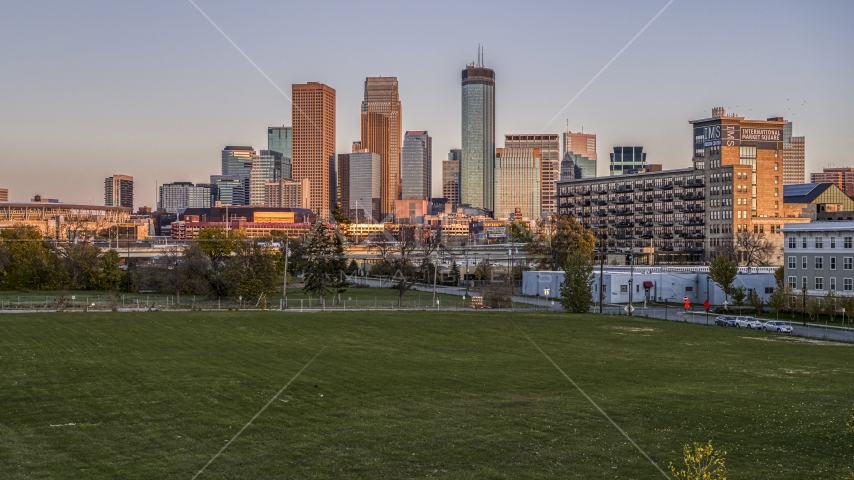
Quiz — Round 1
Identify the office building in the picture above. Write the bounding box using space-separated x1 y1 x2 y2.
609 147 647 176
557 108 807 265
461 56 495 211
783 183 854 221
493 147 541 221
504 134 559 214
448 148 462 161
560 153 578 181
249 150 283 206
348 150 382 223
337 153 350 214
210 175 247 206
782 122 805 185
360 77 402 218
0 188 7 202
400 131 432 200
158 182 213 213
221 146 255 203
563 131 597 179
105 175 134 209
443 158 461 207
811 167 854 197
292 82 336 217
265 178 310 209
267 126 292 159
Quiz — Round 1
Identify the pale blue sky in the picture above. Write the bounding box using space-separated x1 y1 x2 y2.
1 0 852 206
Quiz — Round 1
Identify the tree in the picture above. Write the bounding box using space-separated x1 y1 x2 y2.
767 286 790 320
94 249 123 291
445 262 461 286
154 245 211 305
223 239 278 307
0 226 64 290
748 289 764 315
669 441 728 480
731 286 747 316
709 255 738 304
526 215 595 270
302 221 335 305
59 242 101 290
328 229 349 305
806 297 822 322
347 259 359 275
823 290 838 323
331 201 351 232
507 220 532 243
717 230 777 267
773 266 785 289
474 259 493 281
196 226 237 268
558 252 594 313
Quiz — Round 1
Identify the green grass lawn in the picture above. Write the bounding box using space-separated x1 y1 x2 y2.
1 311 852 478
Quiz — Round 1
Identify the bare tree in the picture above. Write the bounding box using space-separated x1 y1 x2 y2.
716 230 778 267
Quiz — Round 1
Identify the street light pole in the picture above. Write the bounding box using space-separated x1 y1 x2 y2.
282 232 289 309
628 249 634 317
598 230 605 314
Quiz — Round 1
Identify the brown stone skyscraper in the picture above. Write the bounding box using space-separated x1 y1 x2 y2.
360 77 401 220
292 82 335 216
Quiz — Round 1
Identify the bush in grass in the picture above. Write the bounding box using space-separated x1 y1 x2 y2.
558 252 593 313
669 440 728 480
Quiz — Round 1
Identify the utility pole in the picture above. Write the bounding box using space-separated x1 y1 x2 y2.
432 250 438 308
282 232 289 309
628 241 634 317
598 230 605 313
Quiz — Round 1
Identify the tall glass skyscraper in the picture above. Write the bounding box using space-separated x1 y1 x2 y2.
400 131 432 200
210 175 247 206
221 146 255 203
249 150 283 205
461 60 495 212
268 127 293 179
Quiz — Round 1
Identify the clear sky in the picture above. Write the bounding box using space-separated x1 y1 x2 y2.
1 0 852 206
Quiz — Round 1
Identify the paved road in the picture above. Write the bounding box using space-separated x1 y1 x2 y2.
360 277 854 343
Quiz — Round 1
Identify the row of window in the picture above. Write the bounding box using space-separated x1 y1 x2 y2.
788 276 852 291
788 236 854 249
788 256 853 270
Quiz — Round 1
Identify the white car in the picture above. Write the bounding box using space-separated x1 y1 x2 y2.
734 316 763 329
762 321 794 333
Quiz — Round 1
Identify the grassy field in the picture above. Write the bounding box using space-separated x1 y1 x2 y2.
1 311 852 478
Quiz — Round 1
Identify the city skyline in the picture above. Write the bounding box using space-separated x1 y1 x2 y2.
1 1 852 206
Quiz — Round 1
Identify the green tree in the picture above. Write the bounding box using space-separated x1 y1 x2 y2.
59 243 101 290
507 220 532 243
748 289 764 315
347 259 359 275
773 266 785 289
731 286 747 315
446 262 461 286
526 215 595 270
0 226 64 290
558 252 593 313
196 226 237 268
96 249 123 291
709 255 738 304
302 221 335 306
823 290 838 323
222 240 277 307
806 297 822 322
155 245 211 305
767 285 790 320
329 229 349 305
669 441 728 480
331 201 350 229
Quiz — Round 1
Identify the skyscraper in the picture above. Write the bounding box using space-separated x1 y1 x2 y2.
292 82 336 216
563 131 597 178
348 150 382 223
158 182 212 213
442 156 461 207
811 167 854 197
609 147 647 175
360 77 402 219
461 55 495 211
782 121 805 185
249 150 283 205
493 147 541 221
337 153 350 214
265 178 310 209
105 175 133 208
267 126 292 159
504 135 559 215
0 188 7 202
210 175 246 206
400 131 432 200
221 146 255 204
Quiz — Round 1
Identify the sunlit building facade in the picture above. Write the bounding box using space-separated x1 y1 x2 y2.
292 82 336 217
360 77 402 218
461 64 495 211
400 131 432 200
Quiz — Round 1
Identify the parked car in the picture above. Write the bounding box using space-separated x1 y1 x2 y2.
762 321 794 333
715 315 736 327
734 316 763 329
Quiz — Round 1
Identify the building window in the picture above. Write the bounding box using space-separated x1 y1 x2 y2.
830 277 837 291
788 276 797 289
815 237 823 248
620 285 628 293
774 176 779 184
845 278 853 291
788 256 796 269
845 257 853 270
846 236 853 248
815 277 823 290
803 238 808 249
815 257 823 270
788 237 796 248
831 237 836 248
802 277 808 289
802 256 808 269
765 287 774 294
831 257 837 270
775 162 779 171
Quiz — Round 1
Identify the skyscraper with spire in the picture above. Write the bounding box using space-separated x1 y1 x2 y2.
461 47 495 212
360 77 402 220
